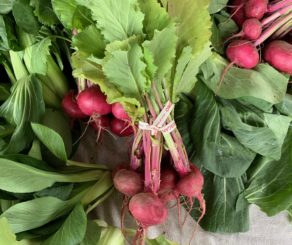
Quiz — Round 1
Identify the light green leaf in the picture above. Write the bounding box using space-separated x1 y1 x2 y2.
0 158 103 193
201 53 289 104
0 0 14 14
198 170 249 232
209 0 229 14
31 122 67 162
0 217 29 245
245 128 292 216
146 235 179 245
103 42 149 100
142 24 177 80
77 0 144 42
72 25 105 58
138 0 171 38
97 225 124 245
51 0 78 29
276 94 292 117
24 38 51 75
42 204 87 245
80 220 101 245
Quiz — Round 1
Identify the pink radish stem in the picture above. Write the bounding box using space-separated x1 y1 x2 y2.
262 4 292 26
268 0 292 13
255 12 292 45
130 129 143 170
271 19 292 38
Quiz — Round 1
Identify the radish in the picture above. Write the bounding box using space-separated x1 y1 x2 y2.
113 169 143 196
129 192 168 227
77 86 112 116
112 102 130 120
90 115 110 131
242 18 262 40
110 118 134 137
159 167 178 191
61 90 87 118
226 40 259 68
264 40 292 75
245 0 268 19
229 0 246 26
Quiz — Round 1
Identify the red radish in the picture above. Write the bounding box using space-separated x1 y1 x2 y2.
160 167 178 191
229 0 246 26
90 115 110 131
245 0 268 19
264 40 292 75
112 103 130 120
77 86 112 116
242 18 262 40
129 192 168 227
110 118 134 137
113 169 143 196
226 40 259 68
61 90 87 118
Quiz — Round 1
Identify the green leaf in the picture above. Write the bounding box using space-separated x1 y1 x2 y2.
138 0 171 38
33 0 60 26
142 24 177 80
23 38 51 75
146 235 179 245
34 183 74 201
276 94 292 117
72 25 105 58
0 217 29 245
31 123 67 162
198 170 249 232
12 0 40 34
0 0 14 14
76 0 144 42
0 75 45 154
0 158 103 193
201 53 289 104
42 204 87 245
190 82 256 177
97 224 124 245
209 0 229 14
80 220 101 245
103 42 149 101
245 128 292 216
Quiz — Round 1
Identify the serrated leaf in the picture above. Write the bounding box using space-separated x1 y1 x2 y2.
23 38 51 75
42 204 87 245
76 0 144 42
33 0 59 26
31 123 67 162
142 24 177 80
209 0 229 14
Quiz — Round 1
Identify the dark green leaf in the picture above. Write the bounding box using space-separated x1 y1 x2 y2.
34 183 74 200
33 0 60 26
80 220 101 245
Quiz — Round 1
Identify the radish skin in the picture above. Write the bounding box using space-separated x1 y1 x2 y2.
245 0 268 19
112 103 130 121
62 90 87 118
110 118 134 137
242 18 262 40
229 0 246 26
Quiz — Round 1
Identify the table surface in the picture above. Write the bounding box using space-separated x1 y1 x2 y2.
74 130 292 245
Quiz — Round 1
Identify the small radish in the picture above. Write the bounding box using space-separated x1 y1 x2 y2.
112 103 130 120
77 86 112 116
226 40 259 68
90 115 110 131
242 18 262 40
129 192 168 227
229 0 246 26
110 118 134 137
61 90 87 118
245 0 268 19
113 169 143 196
264 40 292 75
160 167 178 191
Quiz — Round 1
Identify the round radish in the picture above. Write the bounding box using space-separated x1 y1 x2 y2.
113 169 143 196
112 103 130 120
61 90 87 118
160 167 178 191
242 18 262 40
226 40 259 68
77 86 112 116
264 40 292 75
229 0 246 26
245 0 268 19
110 118 134 137
90 115 110 131
129 192 168 227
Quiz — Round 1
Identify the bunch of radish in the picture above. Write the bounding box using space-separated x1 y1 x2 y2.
227 0 292 75
61 84 134 137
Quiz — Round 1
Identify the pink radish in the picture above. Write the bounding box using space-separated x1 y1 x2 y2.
226 40 259 68
245 0 268 19
264 40 292 75
113 169 143 197
160 167 178 191
110 118 134 137
229 0 246 26
77 86 112 116
61 90 87 118
242 18 262 40
112 103 130 120
90 115 110 131
129 192 168 227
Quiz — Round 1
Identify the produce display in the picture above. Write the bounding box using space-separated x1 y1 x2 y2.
0 0 291 244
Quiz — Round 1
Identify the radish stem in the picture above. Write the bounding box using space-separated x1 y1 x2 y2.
268 0 292 13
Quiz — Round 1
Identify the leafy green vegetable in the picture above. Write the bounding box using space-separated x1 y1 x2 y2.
32 0 60 26
146 234 179 245
209 0 229 14
34 183 74 201
0 0 15 14
42 204 87 245
80 220 101 245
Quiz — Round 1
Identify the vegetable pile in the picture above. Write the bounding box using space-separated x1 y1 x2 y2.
0 0 291 244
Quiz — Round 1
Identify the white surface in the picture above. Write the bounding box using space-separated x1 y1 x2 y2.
74 130 292 245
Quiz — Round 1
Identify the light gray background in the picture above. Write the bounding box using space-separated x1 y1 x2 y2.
74 130 292 244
